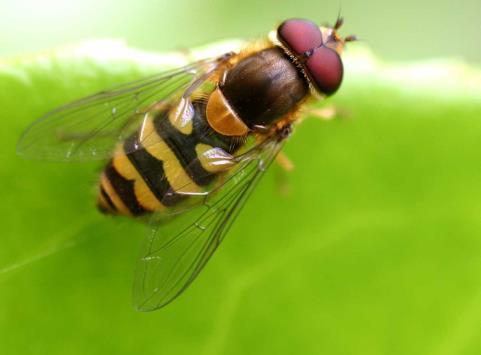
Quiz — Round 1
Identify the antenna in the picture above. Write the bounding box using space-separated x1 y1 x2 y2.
334 5 344 29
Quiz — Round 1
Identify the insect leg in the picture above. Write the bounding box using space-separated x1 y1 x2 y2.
307 106 338 121
275 151 294 171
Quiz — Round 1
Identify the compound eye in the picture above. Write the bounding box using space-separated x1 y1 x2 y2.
278 18 323 54
306 46 344 95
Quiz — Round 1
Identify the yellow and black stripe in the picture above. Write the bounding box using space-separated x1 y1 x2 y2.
97 100 242 216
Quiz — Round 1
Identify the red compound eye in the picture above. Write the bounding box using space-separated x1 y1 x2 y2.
278 18 323 54
306 47 344 95
306 46 344 95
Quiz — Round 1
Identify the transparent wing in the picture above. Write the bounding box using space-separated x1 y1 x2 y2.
17 57 222 161
133 136 285 311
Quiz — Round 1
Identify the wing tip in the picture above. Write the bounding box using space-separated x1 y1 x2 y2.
133 294 174 312
16 121 51 160
16 137 40 160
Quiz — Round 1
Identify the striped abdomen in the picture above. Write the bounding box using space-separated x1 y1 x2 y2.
97 100 241 216
98 47 308 216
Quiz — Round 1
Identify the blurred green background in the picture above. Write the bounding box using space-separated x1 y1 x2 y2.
1 0 480 63
1 1 481 355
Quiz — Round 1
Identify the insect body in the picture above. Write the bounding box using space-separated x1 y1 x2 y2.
17 18 355 310
98 46 308 216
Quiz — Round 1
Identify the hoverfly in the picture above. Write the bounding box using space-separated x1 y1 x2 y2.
17 18 356 311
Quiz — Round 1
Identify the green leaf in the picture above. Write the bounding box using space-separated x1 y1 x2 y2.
1 40 481 355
